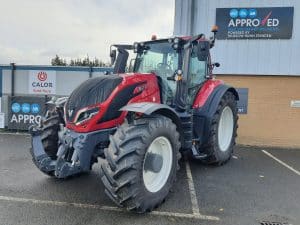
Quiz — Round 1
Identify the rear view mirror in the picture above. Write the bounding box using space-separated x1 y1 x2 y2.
197 41 210 61
110 49 117 65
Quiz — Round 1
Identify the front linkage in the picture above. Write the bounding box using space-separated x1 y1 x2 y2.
29 97 115 178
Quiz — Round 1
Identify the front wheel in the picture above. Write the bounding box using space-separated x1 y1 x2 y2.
200 91 238 165
30 112 62 177
99 115 181 213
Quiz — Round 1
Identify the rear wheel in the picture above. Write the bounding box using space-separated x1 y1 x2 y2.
200 91 238 165
99 115 181 213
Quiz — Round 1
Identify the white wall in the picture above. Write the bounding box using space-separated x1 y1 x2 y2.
174 0 300 75
1 68 108 96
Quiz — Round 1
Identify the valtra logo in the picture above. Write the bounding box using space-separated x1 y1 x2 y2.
37 72 47 82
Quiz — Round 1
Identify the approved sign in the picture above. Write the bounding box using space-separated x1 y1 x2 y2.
8 96 46 130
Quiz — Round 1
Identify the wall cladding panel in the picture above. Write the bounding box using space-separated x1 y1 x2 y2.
174 0 300 75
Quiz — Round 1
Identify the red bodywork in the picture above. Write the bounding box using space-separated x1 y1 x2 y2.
66 72 223 133
192 79 223 108
66 73 161 133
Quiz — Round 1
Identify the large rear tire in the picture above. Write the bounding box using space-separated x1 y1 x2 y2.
200 91 238 165
100 115 181 213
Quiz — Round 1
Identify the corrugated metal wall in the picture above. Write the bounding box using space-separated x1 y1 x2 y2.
174 0 300 75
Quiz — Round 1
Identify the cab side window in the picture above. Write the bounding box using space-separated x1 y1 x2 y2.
189 55 206 88
187 52 207 106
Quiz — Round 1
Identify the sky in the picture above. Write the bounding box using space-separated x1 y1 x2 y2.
0 0 175 65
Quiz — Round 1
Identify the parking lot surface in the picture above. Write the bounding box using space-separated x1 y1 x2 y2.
0 133 299 225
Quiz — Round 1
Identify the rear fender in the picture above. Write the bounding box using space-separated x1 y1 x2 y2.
193 84 239 146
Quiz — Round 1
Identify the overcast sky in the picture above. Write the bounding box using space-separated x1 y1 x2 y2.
0 0 175 65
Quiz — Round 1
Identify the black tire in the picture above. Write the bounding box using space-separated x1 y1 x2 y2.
31 111 62 176
40 114 61 160
99 115 181 213
200 91 238 165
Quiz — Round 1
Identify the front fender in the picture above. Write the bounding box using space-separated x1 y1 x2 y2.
121 103 184 146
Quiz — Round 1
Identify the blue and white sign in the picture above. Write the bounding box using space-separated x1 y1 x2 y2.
216 7 294 39
12 103 21 113
248 9 257 18
238 9 248 18
229 9 238 18
31 104 40 114
21 103 31 114
8 96 46 130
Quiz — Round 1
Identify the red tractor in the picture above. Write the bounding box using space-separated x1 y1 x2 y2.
30 26 238 213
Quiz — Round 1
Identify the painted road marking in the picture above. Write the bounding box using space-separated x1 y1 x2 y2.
184 160 220 221
185 160 200 215
0 132 29 136
262 150 300 176
0 195 220 221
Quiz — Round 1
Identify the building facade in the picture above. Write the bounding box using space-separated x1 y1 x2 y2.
174 0 300 148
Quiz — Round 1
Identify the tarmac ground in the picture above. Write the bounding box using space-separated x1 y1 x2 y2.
0 133 299 225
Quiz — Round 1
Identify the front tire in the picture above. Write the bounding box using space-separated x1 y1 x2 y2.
30 113 62 176
99 115 181 213
200 91 238 165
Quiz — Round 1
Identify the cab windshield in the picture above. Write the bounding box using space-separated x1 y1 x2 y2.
134 41 178 74
134 41 179 102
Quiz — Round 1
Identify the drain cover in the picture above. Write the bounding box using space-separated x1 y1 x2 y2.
258 215 293 225
260 221 290 225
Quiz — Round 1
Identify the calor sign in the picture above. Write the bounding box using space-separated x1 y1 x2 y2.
29 70 56 94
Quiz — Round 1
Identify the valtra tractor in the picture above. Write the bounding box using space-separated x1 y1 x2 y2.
30 26 239 213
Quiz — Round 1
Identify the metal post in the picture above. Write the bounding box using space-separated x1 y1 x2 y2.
89 66 92 78
10 63 15 96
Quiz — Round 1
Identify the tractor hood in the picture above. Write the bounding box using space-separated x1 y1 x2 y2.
65 75 123 122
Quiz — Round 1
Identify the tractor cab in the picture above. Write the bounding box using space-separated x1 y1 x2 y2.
110 28 218 110
132 37 210 107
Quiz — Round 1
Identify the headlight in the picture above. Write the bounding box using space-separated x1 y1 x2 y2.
173 43 179 49
74 107 99 125
133 42 139 53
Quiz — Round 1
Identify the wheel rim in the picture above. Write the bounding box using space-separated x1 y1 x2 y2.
143 136 173 193
218 106 234 152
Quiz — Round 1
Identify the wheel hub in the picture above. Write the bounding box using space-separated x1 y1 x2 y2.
143 136 173 193
218 106 234 152
143 152 163 173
